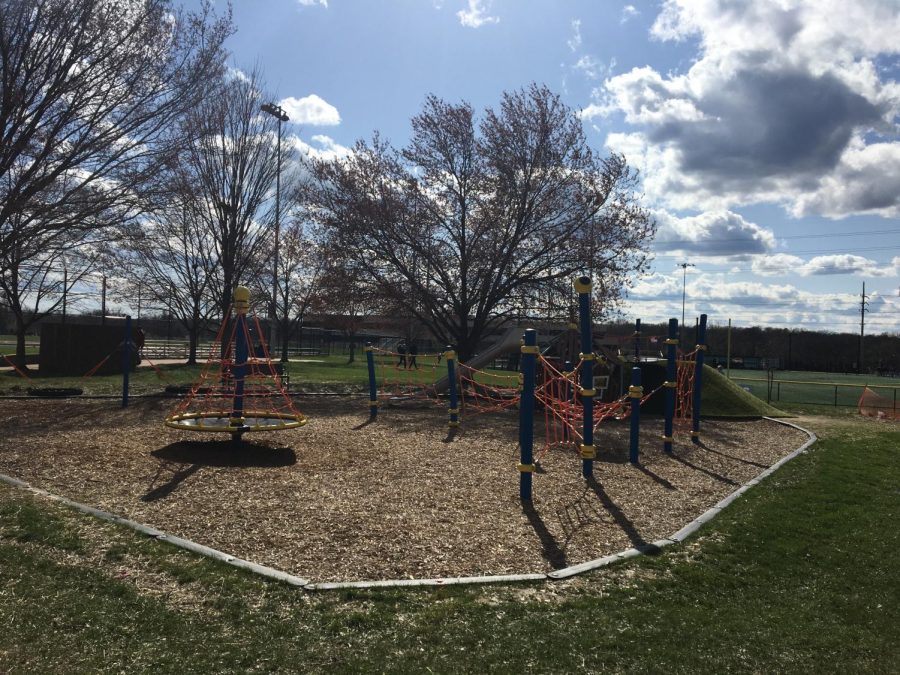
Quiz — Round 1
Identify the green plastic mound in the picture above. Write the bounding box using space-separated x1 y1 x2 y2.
628 361 787 418
700 364 788 418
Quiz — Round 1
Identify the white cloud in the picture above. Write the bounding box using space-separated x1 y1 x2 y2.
654 210 777 257
750 254 806 276
296 0 327 7
568 19 582 52
621 5 640 24
597 0 900 218
226 66 250 83
791 139 900 218
800 254 897 277
278 95 341 126
457 0 498 28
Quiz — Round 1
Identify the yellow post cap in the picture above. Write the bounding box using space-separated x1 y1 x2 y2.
573 276 592 294
233 286 250 314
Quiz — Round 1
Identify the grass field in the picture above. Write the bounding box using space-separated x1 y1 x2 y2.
729 368 900 408
0 334 39 357
0 404 896 672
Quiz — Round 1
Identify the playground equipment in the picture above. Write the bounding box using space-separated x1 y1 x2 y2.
355 276 709 501
165 286 306 441
516 276 708 500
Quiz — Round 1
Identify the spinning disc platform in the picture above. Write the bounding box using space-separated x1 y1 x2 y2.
165 411 306 433
165 286 306 440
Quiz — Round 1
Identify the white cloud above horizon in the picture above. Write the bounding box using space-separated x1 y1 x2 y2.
595 0 900 220
278 95 341 126
457 0 498 28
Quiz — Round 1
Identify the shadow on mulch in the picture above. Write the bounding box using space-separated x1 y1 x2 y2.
586 476 648 548
141 441 297 502
151 440 297 468
522 502 567 569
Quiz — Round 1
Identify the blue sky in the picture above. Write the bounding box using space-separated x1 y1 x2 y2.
208 0 900 335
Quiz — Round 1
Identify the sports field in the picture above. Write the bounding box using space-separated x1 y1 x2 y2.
728 369 900 408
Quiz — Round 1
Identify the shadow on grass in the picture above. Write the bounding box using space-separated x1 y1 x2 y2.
522 501 567 570
586 476 648 548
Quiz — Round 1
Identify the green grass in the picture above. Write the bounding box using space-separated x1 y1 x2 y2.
0 354 518 396
729 369 900 408
0 334 39 357
1 412 897 672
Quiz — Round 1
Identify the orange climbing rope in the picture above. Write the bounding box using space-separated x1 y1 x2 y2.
371 347 444 403
457 363 520 417
166 300 305 435
534 354 680 460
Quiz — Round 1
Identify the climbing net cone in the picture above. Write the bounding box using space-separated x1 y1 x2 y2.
165 286 306 439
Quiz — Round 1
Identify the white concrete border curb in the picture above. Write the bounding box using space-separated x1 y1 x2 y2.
0 417 815 590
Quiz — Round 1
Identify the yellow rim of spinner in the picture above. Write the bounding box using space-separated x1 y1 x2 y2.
165 410 307 433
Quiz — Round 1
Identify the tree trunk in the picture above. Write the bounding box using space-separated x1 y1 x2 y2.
188 324 199 365
346 338 356 365
15 320 28 369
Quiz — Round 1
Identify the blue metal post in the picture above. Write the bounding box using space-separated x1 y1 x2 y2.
692 313 708 445
365 343 378 419
633 318 641 362
664 318 678 454
518 329 538 500
121 315 131 408
230 286 250 439
629 366 642 463
446 347 460 428
574 276 595 479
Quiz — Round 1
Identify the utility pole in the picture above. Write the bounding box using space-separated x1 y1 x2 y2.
101 274 107 326
260 102 290 361
62 265 67 324
726 318 731 379
679 262 695 339
859 281 868 374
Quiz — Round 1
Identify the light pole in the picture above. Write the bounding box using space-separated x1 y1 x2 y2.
679 262 695 338
260 101 290 360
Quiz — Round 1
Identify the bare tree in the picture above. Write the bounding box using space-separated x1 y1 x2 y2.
0 0 231 364
315 260 378 365
302 84 655 360
0 207 100 364
115 194 218 364
175 66 283 321
250 219 330 361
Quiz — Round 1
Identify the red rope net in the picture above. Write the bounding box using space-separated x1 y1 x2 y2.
371 348 444 404
535 354 684 461
457 363 520 417
166 308 305 432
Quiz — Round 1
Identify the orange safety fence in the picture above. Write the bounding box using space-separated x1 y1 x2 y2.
858 386 899 420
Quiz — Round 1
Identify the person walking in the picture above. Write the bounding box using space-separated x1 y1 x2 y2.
408 342 418 369
397 341 407 369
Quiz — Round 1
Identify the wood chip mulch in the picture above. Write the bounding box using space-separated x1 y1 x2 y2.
0 397 808 582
